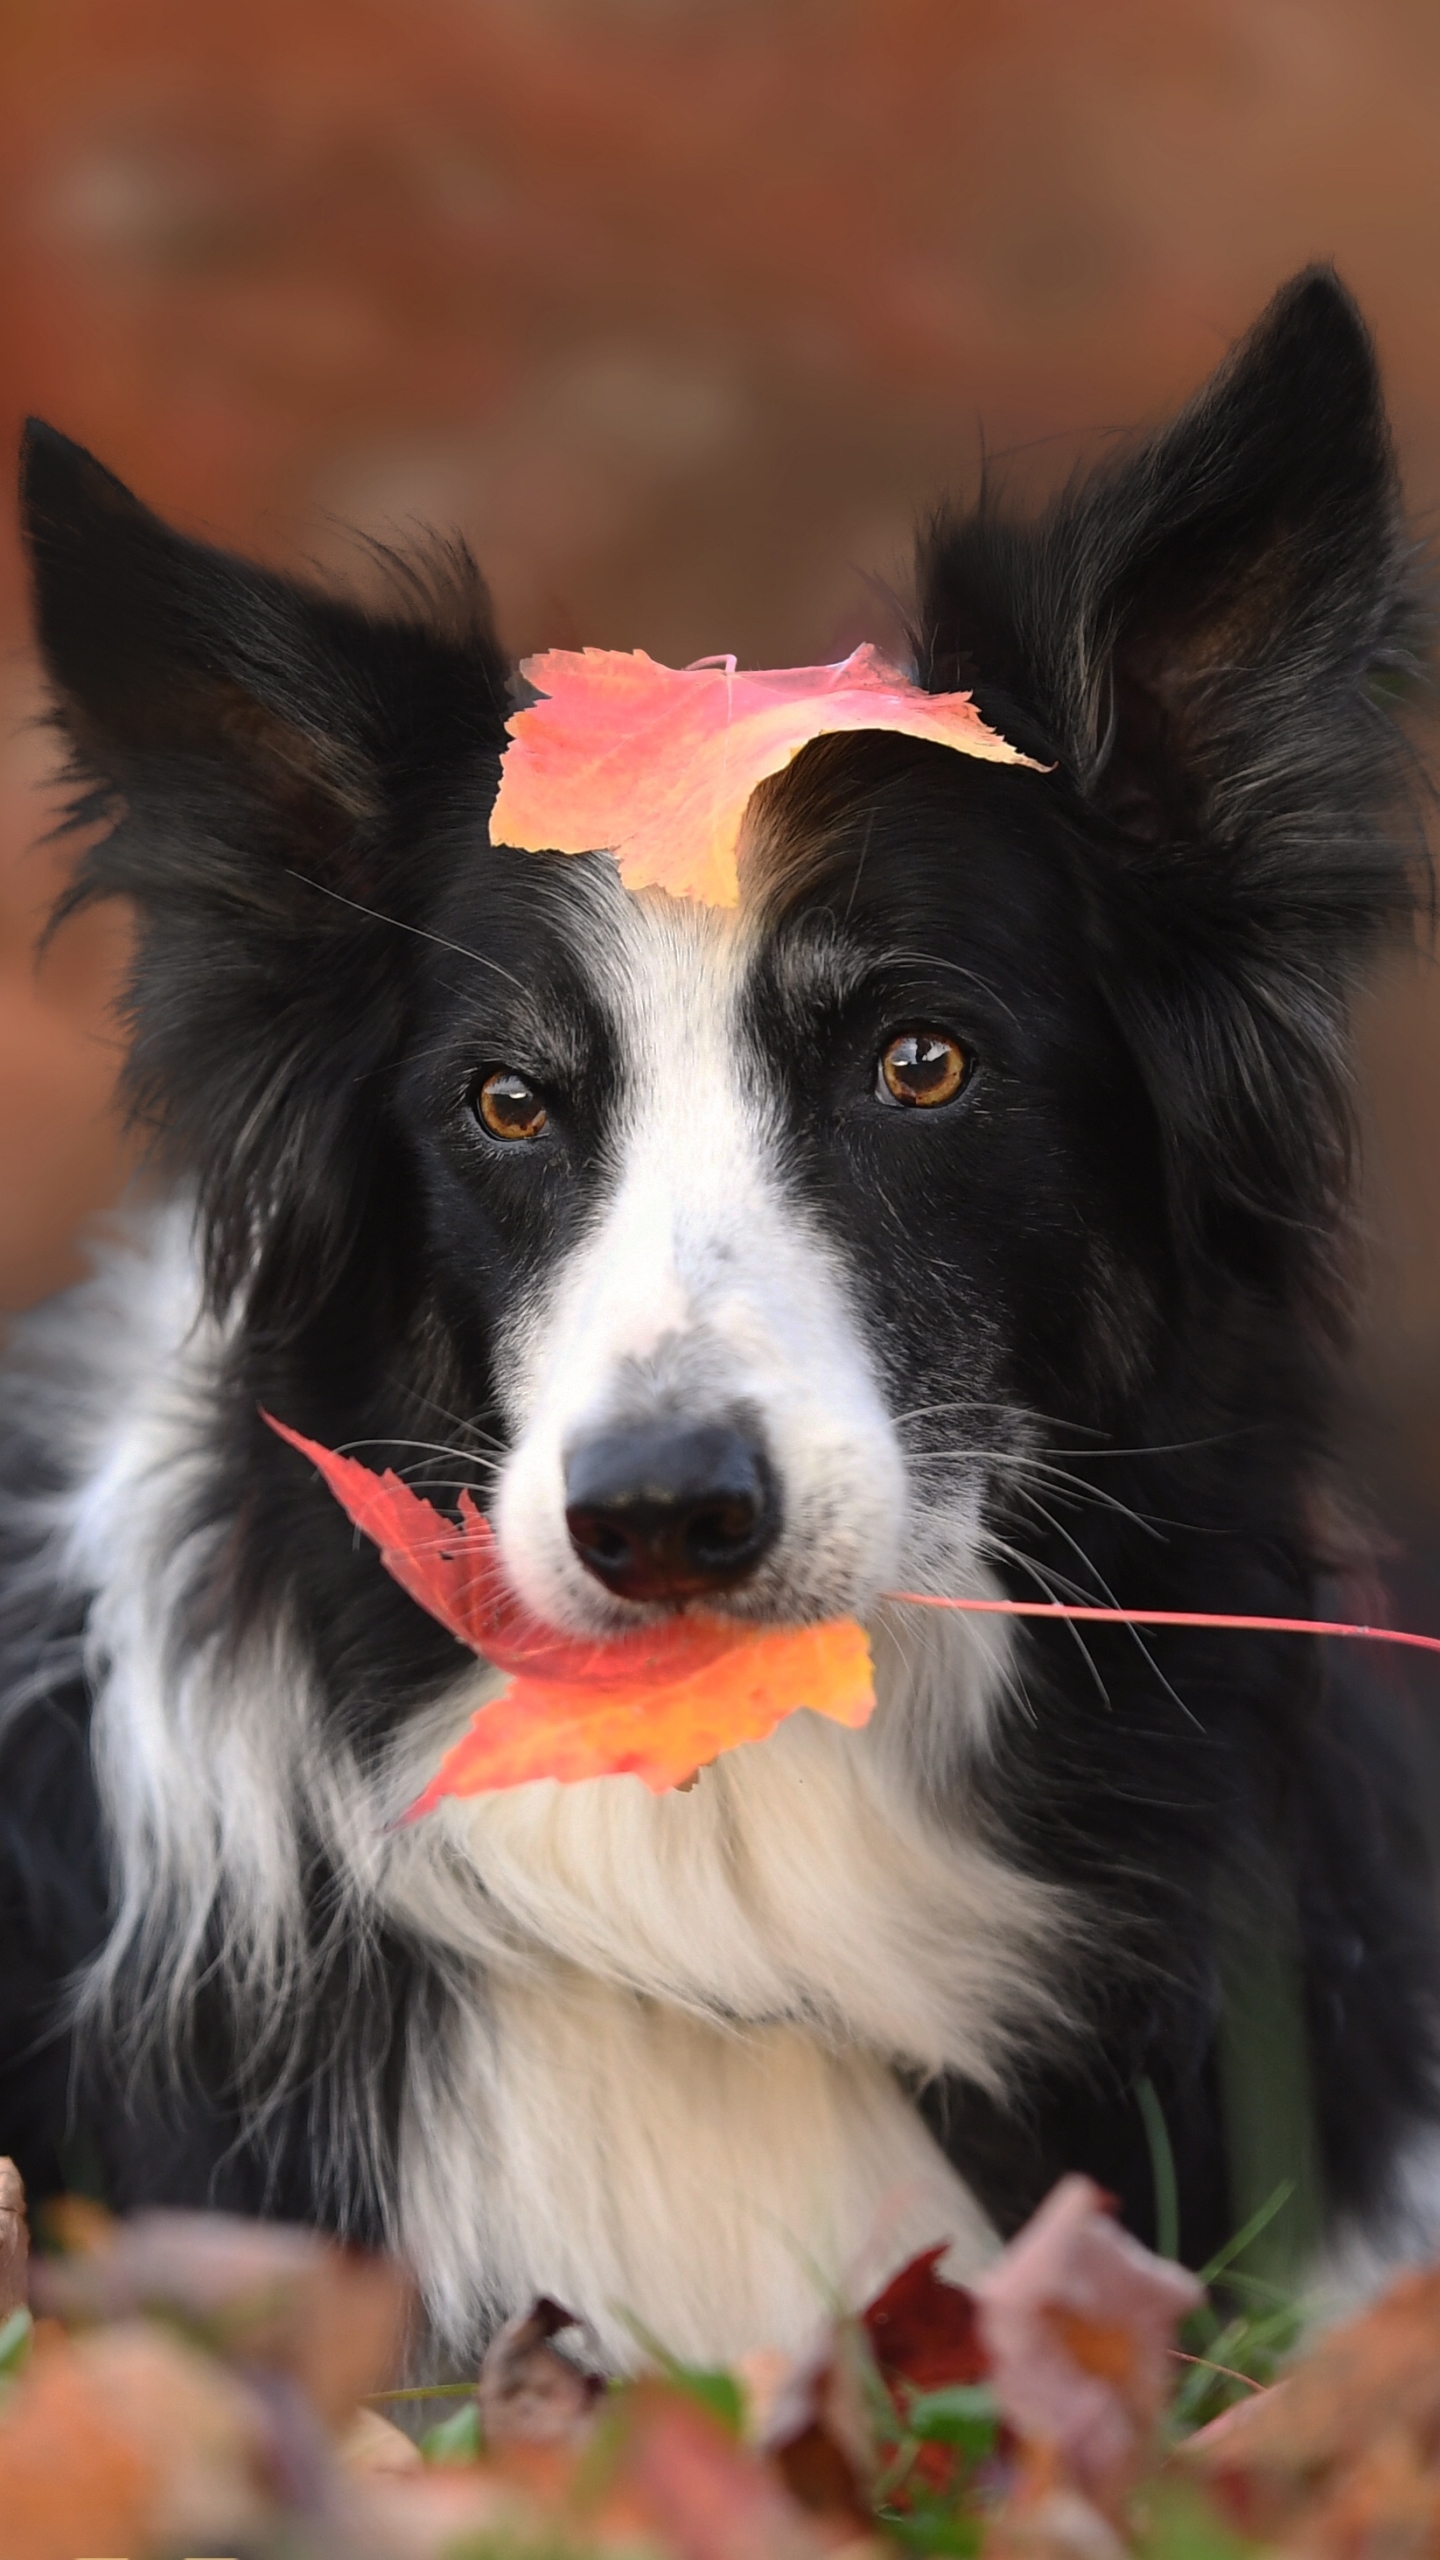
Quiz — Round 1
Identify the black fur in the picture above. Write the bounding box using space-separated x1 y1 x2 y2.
3 267 1437 2289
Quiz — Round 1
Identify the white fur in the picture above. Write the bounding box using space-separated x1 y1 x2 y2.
400 1972 998 2363
3 889 1080 2359
1306 2127 1440 2324
494 888 913 1637
380 1672 1069 2355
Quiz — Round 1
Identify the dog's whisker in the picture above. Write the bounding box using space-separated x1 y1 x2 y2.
975 1531 1115 1712
285 868 530 993
907 1446 1173 1537
336 1435 496 1465
380 1374 508 1450
1002 1487 1204 1733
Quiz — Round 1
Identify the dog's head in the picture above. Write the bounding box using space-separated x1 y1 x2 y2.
20 270 1425 1660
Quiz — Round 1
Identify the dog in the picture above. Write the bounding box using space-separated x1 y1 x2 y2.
2 265 1438 2364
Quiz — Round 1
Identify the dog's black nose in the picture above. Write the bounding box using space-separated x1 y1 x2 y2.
564 1423 778 1603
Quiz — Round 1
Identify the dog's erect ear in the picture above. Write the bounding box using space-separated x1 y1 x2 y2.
919 268 1420 855
23 420 509 905
21 423 512 1330
918 271 1429 1300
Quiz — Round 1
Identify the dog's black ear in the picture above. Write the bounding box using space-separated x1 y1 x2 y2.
22 422 511 1329
919 268 1421 857
918 271 1429 1296
23 420 509 905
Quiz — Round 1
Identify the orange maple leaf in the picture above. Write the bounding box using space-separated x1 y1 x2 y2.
266 1417 875 1799
489 643 1043 905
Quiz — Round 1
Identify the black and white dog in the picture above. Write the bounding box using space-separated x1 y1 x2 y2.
3 268 1439 2362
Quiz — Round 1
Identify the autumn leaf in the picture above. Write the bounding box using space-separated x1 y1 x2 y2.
864 2244 987 2394
1183 2260 1440 2545
0 2158 26 2321
477 2299 604 2449
267 1416 876 1797
409 1616 875 1803
595 2379 827 2560
974 2175 1201 2514
266 1414 751 1681
34 2205 414 2429
489 643 1043 905
0 2321 274 2560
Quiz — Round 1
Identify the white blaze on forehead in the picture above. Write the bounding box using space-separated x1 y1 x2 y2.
491 887 907 1632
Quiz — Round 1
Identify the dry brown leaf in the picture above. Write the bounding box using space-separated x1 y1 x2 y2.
34 2204 414 2425
0 2155 28 2319
986 2481 1128 2558
0 2319 272 2560
862 2242 985 2393
975 2175 1201 2513
602 2377 835 2560
477 2294 604 2447
341 2458 575 2559
743 2320 883 2540
760 2248 989 2526
1185 2262 1440 2543
339 2403 425 2473
1279 2421 1440 2557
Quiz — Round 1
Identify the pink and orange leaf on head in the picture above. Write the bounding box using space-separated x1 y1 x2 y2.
264 1416 876 1798
488 643 1043 906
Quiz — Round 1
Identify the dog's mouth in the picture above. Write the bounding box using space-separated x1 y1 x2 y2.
263 1416 878 1802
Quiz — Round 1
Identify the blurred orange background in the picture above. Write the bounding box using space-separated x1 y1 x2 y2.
4 0 1440 1539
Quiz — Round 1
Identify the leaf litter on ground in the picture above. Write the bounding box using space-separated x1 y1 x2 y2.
2 2152 1440 2557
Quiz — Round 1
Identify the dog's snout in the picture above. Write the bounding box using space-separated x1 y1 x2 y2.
564 1422 779 1603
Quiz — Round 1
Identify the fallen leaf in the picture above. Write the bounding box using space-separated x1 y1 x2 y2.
760 2250 987 2527
342 2455 580 2559
339 2403 425 2473
365 2383 847 2560
857 2244 994 2505
35 2205 414 2427
267 1415 876 1796
863 2244 986 2392
769 2413 872 2530
1280 2423 1440 2558
975 2175 1201 2513
0 2157 27 2319
0 2319 273 2560
758 2263 958 2519
490 643 1042 905
599 2377 838 2560
1184 2260 1440 2543
477 2297 604 2448
986 2465 1128 2559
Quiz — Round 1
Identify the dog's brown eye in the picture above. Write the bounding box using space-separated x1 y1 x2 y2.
877 1031 970 1109
474 1070 548 1141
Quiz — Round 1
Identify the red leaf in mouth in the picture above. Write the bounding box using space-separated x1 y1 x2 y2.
264 1414 875 1800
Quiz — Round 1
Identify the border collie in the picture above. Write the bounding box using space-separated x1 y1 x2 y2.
2 267 1438 2363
